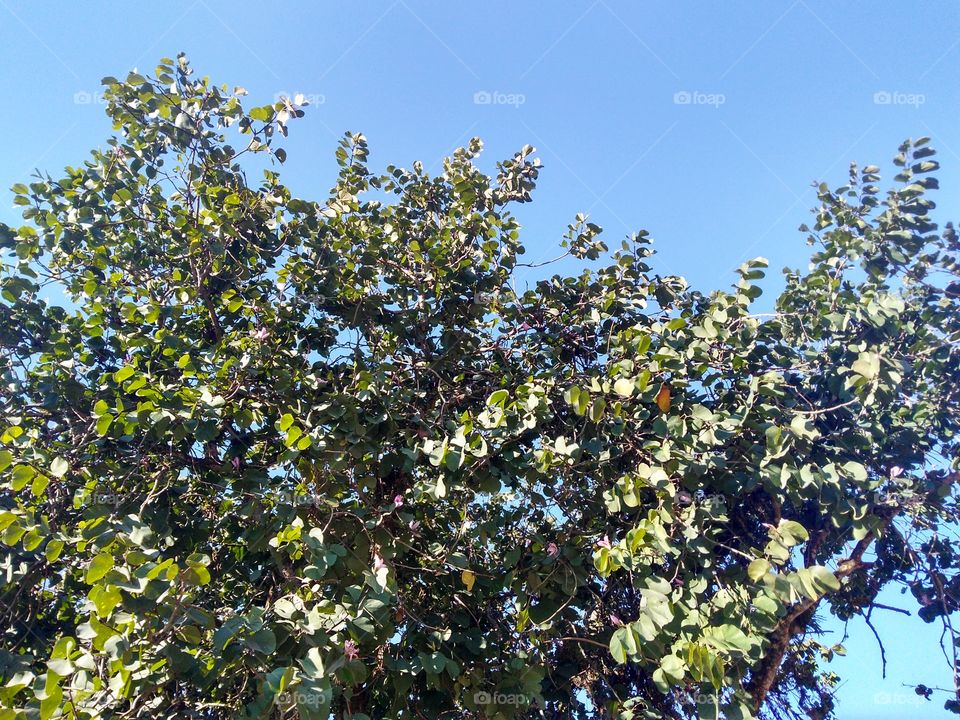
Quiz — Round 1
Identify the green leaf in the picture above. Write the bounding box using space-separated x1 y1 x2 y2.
300 647 325 678
96 415 114 436
49 456 69 478
11 464 35 491
609 625 639 664
850 351 880 380
424 651 447 674
777 519 809 546
47 658 74 676
249 105 274 122
90 584 122 616
246 627 276 654
45 539 65 562
842 461 868 482
86 552 114 583
590 398 606 422
114 365 136 383
659 654 685 682
703 624 751 654
808 565 841 593
613 378 634 398
487 389 509 407
747 558 771 581
183 565 211 586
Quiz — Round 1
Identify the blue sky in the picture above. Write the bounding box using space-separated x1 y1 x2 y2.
1 1 958 717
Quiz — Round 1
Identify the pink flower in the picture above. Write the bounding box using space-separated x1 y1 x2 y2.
609 613 624 627
231 456 241 470
546 542 559 557
343 639 359 661
249 326 269 341
408 520 421 532
373 554 386 573
393 494 404 507
890 466 904 479
596 536 612 550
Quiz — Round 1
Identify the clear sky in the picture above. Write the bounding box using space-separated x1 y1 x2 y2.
1 2 958 717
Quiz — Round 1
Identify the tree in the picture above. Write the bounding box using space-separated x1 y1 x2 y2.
1 54 959 720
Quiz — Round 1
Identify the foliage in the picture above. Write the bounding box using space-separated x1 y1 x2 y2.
2 55 960 719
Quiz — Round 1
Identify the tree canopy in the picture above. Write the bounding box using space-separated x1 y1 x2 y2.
2 54 960 720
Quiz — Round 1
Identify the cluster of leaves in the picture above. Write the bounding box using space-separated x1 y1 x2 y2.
1 55 960 719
